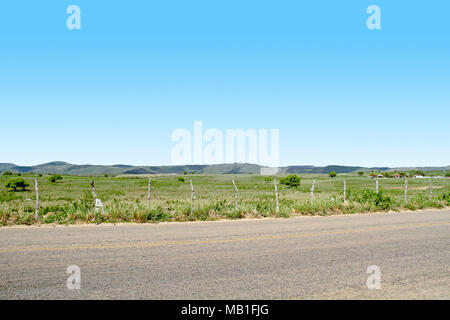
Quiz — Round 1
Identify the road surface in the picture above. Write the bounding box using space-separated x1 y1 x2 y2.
0 209 449 299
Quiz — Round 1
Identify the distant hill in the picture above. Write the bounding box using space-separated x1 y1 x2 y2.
280 165 390 174
0 162 448 176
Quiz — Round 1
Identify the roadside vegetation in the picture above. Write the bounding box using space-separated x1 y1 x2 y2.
0 173 449 226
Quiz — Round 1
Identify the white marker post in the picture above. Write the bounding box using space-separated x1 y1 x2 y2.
34 179 39 220
190 180 195 211
232 179 239 211
91 180 104 214
274 179 279 213
310 180 315 202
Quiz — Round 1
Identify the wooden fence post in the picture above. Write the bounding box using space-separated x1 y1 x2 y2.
343 180 347 203
404 179 408 205
376 177 379 194
429 179 433 200
90 180 97 206
34 179 39 220
148 178 151 209
190 180 195 211
274 179 279 213
310 180 315 202
232 179 239 211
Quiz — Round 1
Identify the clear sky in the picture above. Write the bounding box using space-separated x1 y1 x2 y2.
1 1 449 167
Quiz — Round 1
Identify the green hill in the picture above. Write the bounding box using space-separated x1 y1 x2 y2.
0 161 448 176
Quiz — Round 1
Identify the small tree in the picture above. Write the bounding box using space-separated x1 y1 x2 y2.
358 171 364 176
2 170 13 176
5 178 30 192
280 175 301 188
329 171 337 178
48 174 63 183
178 177 185 182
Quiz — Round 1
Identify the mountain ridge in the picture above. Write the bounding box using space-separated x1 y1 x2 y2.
0 162 448 176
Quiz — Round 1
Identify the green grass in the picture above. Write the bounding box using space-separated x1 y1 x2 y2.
0 173 449 226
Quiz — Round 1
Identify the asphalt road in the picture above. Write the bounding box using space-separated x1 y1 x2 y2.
0 210 449 300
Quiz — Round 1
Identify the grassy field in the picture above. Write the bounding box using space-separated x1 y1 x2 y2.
0 173 449 226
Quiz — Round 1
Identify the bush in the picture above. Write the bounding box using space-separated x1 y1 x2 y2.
446 173 450 177
438 192 450 205
264 176 273 183
358 171 364 176
48 174 63 183
348 189 394 210
0 191 20 203
5 178 30 192
2 170 13 176
279 175 301 188
329 171 337 178
178 177 185 182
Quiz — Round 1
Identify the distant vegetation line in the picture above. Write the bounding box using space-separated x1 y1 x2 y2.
0 161 449 176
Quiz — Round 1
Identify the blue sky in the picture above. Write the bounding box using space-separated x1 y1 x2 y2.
1 1 449 167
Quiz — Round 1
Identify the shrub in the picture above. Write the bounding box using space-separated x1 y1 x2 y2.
358 171 364 176
178 177 185 182
438 192 450 205
2 170 13 176
329 171 337 178
48 174 63 183
0 191 20 203
279 175 301 188
5 178 30 192
264 176 273 183
348 189 394 210
146 206 171 222
446 173 450 177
